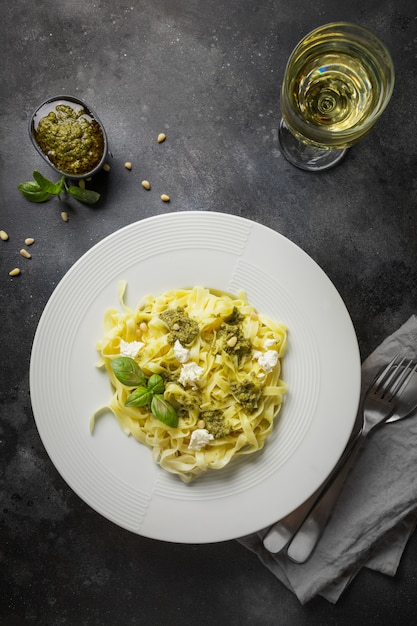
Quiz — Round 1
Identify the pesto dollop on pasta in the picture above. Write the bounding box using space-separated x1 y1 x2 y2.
91 284 287 483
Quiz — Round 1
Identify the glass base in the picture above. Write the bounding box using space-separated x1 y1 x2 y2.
278 119 347 171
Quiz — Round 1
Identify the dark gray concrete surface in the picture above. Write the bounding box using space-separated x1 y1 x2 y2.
1 1 417 624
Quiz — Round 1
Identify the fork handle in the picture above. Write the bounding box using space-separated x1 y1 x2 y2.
286 435 365 563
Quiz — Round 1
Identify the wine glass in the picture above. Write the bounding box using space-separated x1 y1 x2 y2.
278 22 395 171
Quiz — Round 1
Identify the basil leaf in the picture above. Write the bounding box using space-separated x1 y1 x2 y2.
125 386 152 407
111 357 146 387
32 170 62 194
68 185 100 205
19 171 100 205
147 374 165 395
18 181 52 202
151 395 178 427
18 181 42 192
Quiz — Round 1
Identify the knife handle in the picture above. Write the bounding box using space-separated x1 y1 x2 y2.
263 429 362 555
286 437 364 563
263 495 317 553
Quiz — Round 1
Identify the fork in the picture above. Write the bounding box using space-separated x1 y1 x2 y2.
263 355 417 556
263 354 411 555
283 355 417 563
263 370 417 556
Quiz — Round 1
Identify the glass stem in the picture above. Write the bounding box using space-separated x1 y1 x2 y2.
278 119 347 172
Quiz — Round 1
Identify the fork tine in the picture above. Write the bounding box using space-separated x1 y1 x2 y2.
386 359 417 401
372 353 400 390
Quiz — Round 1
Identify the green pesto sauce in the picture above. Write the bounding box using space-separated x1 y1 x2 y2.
224 307 244 325
160 307 200 345
34 103 105 175
218 306 252 362
200 409 231 438
219 322 252 362
167 382 202 411
230 380 262 413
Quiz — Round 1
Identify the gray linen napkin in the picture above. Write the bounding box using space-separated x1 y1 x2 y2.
238 315 417 604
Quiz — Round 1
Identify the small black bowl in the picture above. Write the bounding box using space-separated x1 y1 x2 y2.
29 95 108 180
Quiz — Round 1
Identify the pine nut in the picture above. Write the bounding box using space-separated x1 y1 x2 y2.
197 420 206 429
20 248 31 259
61 211 69 222
172 323 180 330
103 163 111 172
139 322 148 332
227 336 238 348
25 238 35 246
157 133 166 143
0 230 9 241
141 180 151 190
160 194 170 202
124 162 132 170
78 179 85 189
9 268 21 276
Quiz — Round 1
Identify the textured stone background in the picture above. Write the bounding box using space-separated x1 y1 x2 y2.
1 0 417 623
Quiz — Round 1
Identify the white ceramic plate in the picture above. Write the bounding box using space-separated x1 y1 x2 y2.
30 211 361 543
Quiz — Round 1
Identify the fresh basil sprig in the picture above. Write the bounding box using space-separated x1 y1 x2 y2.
110 357 178 428
18 170 100 205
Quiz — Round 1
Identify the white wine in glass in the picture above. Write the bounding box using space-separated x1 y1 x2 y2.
279 23 395 171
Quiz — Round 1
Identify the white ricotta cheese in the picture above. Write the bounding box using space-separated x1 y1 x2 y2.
188 428 214 450
253 349 279 373
173 340 190 363
264 338 277 348
119 339 144 358
178 362 204 387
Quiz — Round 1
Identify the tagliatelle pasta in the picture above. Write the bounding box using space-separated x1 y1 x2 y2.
91 283 287 483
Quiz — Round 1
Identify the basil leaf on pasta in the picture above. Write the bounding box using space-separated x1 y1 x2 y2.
125 386 152 407
151 395 178 428
147 374 165 395
111 357 146 387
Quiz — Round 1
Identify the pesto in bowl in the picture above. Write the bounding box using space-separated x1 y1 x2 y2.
29 96 108 179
